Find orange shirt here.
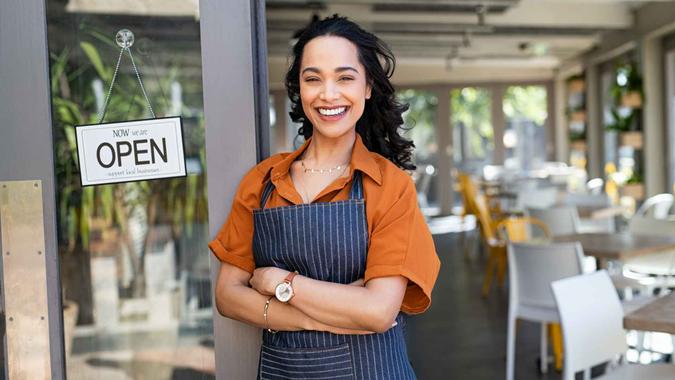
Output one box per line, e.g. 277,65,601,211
209,134,440,314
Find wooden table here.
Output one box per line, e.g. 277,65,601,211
553,232,675,263
624,292,675,334
575,205,629,219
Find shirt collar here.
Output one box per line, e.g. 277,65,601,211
265,133,383,186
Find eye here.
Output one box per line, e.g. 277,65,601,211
304,77,319,82
339,76,354,82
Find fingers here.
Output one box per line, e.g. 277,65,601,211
349,278,365,286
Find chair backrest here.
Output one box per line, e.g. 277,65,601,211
508,242,584,309
551,271,627,380
496,217,551,243
562,192,611,208
473,194,497,242
458,172,478,216
586,178,604,195
527,206,580,237
635,193,674,219
516,186,558,210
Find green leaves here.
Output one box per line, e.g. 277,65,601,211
80,41,110,81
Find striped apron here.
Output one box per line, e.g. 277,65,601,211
252,171,416,380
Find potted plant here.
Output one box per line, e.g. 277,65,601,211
622,172,645,200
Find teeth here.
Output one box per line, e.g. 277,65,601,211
318,107,346,116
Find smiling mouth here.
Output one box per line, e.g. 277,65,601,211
317,106,348,117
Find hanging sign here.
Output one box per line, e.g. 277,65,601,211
76,117,186,186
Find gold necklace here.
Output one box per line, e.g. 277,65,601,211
301,160,349,174
295,162,349,203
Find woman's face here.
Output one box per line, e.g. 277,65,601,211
299,35,372,140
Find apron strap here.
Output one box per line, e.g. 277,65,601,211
260,170,363,208
349,171,364,200
260,179,276,209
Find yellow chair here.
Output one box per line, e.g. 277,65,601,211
457,173,480,260
496,216,551,243
473,194,507,297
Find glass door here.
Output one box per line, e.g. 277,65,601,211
45,2,213,378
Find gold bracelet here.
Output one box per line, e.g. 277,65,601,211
263,296,277,334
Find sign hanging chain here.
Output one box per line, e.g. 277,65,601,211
97,29,155,124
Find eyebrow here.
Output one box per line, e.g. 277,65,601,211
301,66,360,75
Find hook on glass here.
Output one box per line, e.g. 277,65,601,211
116,29,135,49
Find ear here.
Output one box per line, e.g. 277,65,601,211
365,83,372,99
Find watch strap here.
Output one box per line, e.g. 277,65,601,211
284,270,298,285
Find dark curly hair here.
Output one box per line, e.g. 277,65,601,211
285,15,415,171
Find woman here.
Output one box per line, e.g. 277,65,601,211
209,15,440,379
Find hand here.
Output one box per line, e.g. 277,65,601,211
250,267,290,296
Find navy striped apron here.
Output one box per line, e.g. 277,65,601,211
252,171,416,380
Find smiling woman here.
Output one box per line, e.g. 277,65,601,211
210,15,440,379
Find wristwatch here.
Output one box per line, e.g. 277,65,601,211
275,271,299,303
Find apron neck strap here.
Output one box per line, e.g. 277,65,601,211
260,179,276,209
259,170,364,209
348,171,363,200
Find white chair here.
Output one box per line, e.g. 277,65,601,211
506,242,584,380
562,192,611,208
561,193,616,233
516,186,558,210
586,178,604,195
634,193,674,220
551,271,675,380
527,207,648,299
526,206,579,236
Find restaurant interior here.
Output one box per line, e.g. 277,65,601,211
10,0,675,379
265,1,675,379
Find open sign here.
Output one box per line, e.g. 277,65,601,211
75,117,186,186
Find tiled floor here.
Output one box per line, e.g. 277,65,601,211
406,231,562,380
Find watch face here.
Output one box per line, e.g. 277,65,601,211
275,282,293,302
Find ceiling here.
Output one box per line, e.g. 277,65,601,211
266,0,666,85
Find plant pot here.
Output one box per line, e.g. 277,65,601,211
622,183,645,200
620,131,643,149
568,79,585,93
621,91,642,108
570,111,586,123
570,140,587,151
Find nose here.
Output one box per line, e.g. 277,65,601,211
320,82,339,101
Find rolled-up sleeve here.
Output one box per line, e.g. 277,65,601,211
364,176,441,314
208,168,262,274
